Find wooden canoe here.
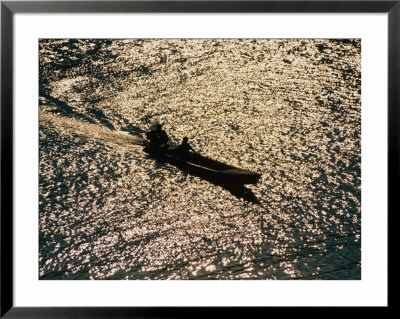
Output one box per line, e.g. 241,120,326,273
142,141,261,185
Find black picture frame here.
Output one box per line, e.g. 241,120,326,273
1,0,395,317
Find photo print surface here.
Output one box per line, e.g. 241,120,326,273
39,39,361,280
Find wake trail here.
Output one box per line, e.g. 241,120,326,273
40,111,146,150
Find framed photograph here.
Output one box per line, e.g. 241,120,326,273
1,0,395,317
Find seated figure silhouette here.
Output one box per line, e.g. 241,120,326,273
146,124,169,148
175,137,194,157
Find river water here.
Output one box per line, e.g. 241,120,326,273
39,39,361,280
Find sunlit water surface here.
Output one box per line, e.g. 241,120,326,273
39,39,361,279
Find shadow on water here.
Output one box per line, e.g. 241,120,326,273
86,107,115,131
204,177,261,206
146,154,261,205
39,91,116,131
219,183,261,205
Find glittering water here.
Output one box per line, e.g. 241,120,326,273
39,39,361,280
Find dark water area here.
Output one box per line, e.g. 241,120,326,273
39,39,361,280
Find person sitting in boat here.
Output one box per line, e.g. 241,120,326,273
176,136,194,156
146,124,169,147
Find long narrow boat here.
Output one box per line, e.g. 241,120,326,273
142,141,261,185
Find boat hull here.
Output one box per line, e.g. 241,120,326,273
142,142,261,185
